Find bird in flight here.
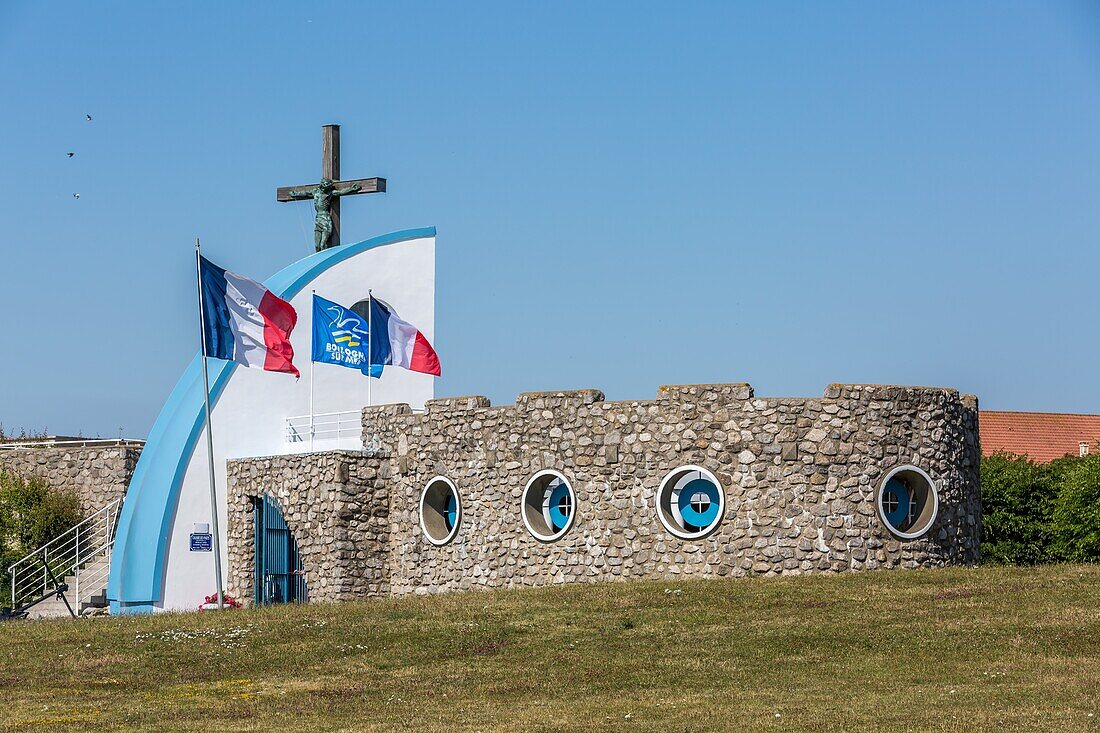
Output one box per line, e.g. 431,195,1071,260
73,193,80,199
67,152,75,158
85,114,92,121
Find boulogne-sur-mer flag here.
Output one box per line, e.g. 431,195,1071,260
312,294,383,377
369,296,441,376
199,256,300,377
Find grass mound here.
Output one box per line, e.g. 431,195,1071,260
1,565,1098,732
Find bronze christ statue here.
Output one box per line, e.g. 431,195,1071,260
284,177,362,252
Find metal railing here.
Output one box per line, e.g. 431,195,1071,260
285,411,364,449
285,408,426,451
0,438,144,451
7,499,121,611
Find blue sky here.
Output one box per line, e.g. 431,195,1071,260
2,2,1099,438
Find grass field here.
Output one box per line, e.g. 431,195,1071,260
1,565,1098,732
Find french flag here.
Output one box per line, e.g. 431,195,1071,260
199,256,300,377
369,297,441,376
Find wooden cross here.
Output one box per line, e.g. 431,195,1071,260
276,124,387,251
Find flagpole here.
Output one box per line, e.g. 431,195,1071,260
367,289,373,408
309,289,316,452
194,239,225,611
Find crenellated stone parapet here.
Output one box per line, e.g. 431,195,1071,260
360,383,980,596
227,382,981,603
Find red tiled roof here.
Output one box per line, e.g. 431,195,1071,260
980,411,1100,463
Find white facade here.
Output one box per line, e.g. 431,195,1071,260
154,234,435,610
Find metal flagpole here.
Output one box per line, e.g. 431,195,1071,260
367,289,373,408
194,239,225,611
309,289,316,452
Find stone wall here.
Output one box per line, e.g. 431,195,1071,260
225,450,391,604
0,444,142,516
224,382,981,603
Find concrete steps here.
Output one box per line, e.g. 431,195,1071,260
25,557,111,620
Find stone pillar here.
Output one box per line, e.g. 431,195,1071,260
225,450,391,604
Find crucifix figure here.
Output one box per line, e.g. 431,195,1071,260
277,124,386,252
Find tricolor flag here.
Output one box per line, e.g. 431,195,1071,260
369,297,441,376
199,256,300,377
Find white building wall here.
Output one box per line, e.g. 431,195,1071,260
159,234,435,610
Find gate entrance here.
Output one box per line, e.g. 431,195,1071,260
253,494,307,605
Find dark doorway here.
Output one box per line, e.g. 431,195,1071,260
253,495,307,605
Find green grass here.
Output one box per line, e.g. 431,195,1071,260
2,566,1099,732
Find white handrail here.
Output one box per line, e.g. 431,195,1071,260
284,408,425,449
7,499,121,611
6,501,116,569
0,438,144,450
285,410,364,445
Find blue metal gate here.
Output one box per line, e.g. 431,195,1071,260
254,495,306,605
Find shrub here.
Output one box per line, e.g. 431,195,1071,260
1050,455,1100,562
0,471,83,607
980,453,1058,565
980,452,1100,565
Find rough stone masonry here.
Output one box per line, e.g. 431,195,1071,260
226,383,981,604
0,444,141,517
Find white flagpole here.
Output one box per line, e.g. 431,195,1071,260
194,239,225,611
367,289,373,408
309,289,316,452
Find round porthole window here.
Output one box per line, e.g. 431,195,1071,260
656,465,725,539
876,465,938,539
521,470,576,541
420,476,461,546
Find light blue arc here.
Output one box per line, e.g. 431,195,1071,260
107,227,436,614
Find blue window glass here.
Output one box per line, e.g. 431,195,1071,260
659,467,724,539
421,477,461,545
677,478,721,531
877,467,937,538
545,481,573,531
882,477,911,529
444,493,458,531
524,472,577,541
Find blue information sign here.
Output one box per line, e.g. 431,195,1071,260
189,532,213,552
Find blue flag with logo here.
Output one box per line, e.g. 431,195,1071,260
311,294,383,377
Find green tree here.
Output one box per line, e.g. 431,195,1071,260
980,451,1100,565
980,452,1058,565
0,471,83,607
1050,454,1100,562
